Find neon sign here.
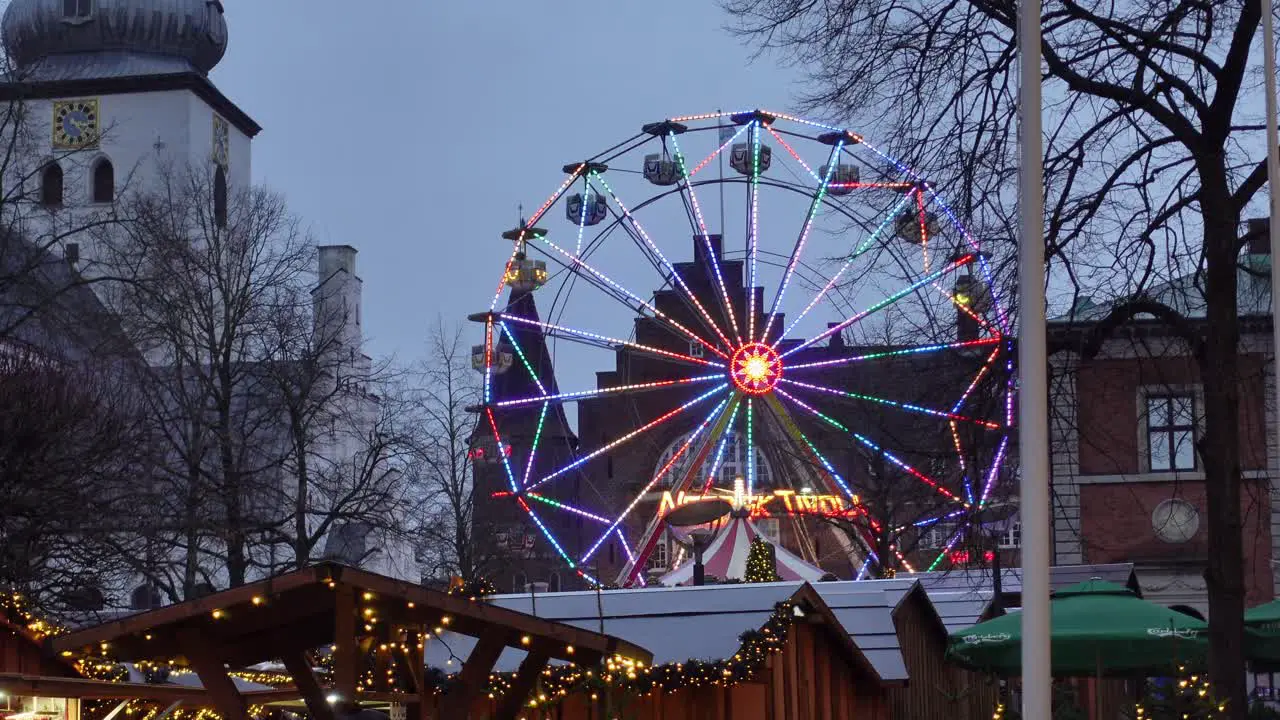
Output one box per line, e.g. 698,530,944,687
657,489,859,519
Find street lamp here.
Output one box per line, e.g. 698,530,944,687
973,501,1019,614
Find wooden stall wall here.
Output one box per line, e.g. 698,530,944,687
0,619,78,677
891,592,1000,720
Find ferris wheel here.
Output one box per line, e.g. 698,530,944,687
470,109,1014,588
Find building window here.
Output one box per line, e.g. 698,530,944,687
1147,394,1196,471
548,572,561,593
40,163,63,208
757,518,781,544
998,520,1021,549
62,0,91,19
920,522,956,549
646,537,669,570
91,157,113,203
213,166,227,227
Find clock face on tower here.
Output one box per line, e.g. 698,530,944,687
212,114,229,168
52,99,100,149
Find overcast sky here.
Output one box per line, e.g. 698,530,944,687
213,1,807,365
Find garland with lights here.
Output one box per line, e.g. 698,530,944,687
744,537,780,583
467,601,796,712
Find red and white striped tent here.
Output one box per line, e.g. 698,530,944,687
658,514,827,586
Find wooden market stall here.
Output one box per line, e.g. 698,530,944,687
426,580,995,720
47,563,650,720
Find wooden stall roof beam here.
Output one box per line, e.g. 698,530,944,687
493,649,550,720
47,564,651,669
438,628,507,720
0,673,301,704
280,652,336,720
176,630,248,720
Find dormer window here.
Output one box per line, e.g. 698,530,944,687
62,0,92,21
206,1,225,43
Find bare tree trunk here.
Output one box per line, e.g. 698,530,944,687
1199,157,1247,714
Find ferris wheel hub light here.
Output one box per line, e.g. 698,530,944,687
730,342,782,395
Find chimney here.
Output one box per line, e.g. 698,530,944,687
694,234,723,267
827,322,845,349
1247,218,1271,255
315,245,363,365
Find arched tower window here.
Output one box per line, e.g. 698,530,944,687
213,166,227,227
91,157,113,203
40,163,63,208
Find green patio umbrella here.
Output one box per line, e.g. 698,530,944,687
1245,599,1280,663
946,579,1209,676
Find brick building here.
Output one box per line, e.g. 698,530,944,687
1048,229,1277,615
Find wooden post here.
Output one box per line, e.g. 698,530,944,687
437,628,507,720
399,636,428,720
281,652,337,720
333,584,358,709
176,630,248,720
494,650,549,720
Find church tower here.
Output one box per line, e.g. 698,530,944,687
0,0,260,270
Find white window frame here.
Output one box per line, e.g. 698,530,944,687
1137,385,1203,473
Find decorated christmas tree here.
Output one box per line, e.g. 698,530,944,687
745,536,781,583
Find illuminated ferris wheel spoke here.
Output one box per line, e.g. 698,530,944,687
522,493,613,524
949,344,1003,414
611,393,741,584
698,398,743,493
515,496,582,574
668,132,743,344
979,435,1011,505
525,229,727,360
489,374,723,410
521,402,550,488
745,397,756,495
484,407,520,494
782,254,976,360
497,322,549,396
777,190,917,344
760,393,858,501
776,376,1003,429
785,336,1002,373
582,394,734,566
592,173,733,350
526,384,729,492
745,119,764,342
497,313,723,369
760,139,844,345
774,387,964,505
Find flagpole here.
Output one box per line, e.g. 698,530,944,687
1017,0,1052,714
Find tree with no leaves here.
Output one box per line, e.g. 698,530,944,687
101,165,326,592
721,0,1272,711
409,321,495,585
